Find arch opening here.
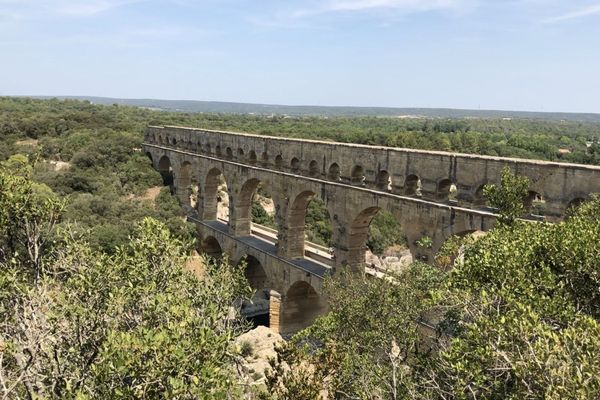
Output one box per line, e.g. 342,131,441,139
199,236,222,260
567,197,586,215
290,157,301,173
248,150,257,165
351,165,365,185
239,255,271,327
328,163,341,181
436,179,454,202
280,281,327,334
376,170,392,191
158,155,173,187
215,145,222,157
366,209,409,272
226,147,233,160
285,191,333,261
237,148,244,159
404,174,421,196
205,143,211,155
234,178,278,237
204,168,229,222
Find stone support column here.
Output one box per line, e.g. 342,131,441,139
269,290,282,334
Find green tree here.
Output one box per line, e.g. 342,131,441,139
483,166,529,224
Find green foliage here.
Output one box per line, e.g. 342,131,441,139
484,166,530,224
304,198,333,247
251,201,276,229
367,210,406,255
263,263,445,399
1,213,252,399
0,169,64,281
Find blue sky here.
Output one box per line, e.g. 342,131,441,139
1,0,599,113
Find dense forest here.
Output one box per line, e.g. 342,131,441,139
1,97,600,398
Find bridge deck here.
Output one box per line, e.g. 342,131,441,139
189,217,332,279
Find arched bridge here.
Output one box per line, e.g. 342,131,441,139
143,125,600,334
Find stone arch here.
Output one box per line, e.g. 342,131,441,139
203,168,229,221
239,255,271,327
226,147,234,160
328,163,341,181
275,155,283,170
376,170,391,191
215,145,222,157
238,148,244,159
205,143,212,155
349,206,381,259
280,281,327,334
248,150,257,165
199,236,223,260
158,155,173,186
232,178,262,236
240,255,269,291
404,174,421,196
309,160,319,177
351,165,365,185
290,157,301,173
282,189,333,259
436,178,453,202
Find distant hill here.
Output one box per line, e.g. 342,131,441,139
33,95,600,123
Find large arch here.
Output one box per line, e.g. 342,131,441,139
282,190,317,258
158,155,173,187
280,281,327,334
231,178,262,236
345,206,382,272
199,235,223,260
202,168,229,221
239,255,271,327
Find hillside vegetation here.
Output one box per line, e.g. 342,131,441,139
1,97,600,399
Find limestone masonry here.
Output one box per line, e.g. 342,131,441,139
143,125,600,333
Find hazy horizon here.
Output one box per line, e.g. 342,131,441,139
1,1,600,114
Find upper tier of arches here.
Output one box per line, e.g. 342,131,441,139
145,126,600,219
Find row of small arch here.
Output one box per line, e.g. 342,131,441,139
152,136,451,197
151,138,589,214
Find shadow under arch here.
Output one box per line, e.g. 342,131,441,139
239,255,271,327
199,235,223,260
280,280,327,334
158,155,173,187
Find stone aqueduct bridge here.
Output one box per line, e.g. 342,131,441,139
143,125,600,333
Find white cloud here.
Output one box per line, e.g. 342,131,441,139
0,0,145,19
293,0,476,17
543,2,600,23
